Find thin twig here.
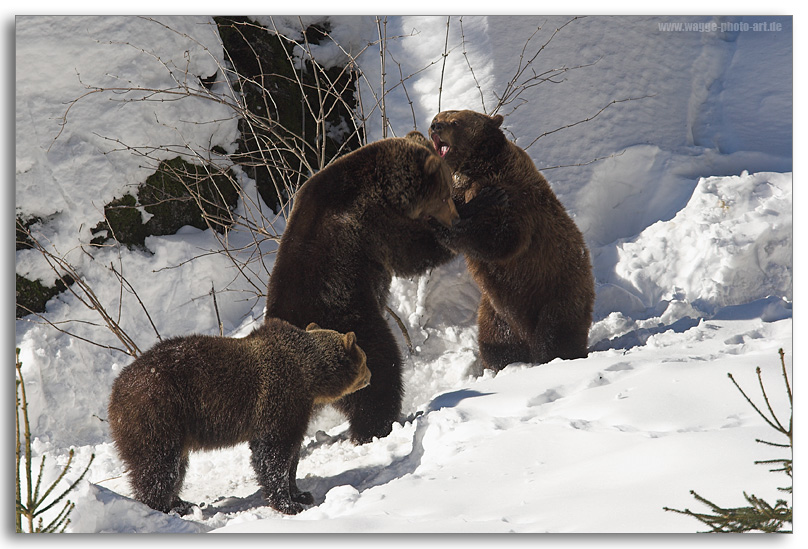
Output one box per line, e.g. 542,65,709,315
540,150,626,171
376,16,388,138
18,220,141,357
459,16,486,113
107,260,162,342
211,283,224,337
523,95,656,151
386,305,413,355
437,16,451,113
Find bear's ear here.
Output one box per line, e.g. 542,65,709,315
343,331,357,351
306,322,321,331
424,154,442,176
490,114,504,128
406,130,431,148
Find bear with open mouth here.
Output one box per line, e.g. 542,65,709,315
429,109,594,371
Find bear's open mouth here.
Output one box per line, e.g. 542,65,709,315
431,134,450,158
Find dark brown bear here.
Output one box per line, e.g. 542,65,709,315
107,318,370,515
429,109,595,371
266,137,458,444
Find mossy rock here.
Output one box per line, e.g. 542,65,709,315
91,193,147,246
214,16,362,211
16,215,39,251
91,157,239,247
15,274,72,319
139,156,239,236
16,153,238,316
16,215,71,318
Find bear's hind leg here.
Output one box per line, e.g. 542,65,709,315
288,448,313,505
532,318,589,363
167,453,197,514
335,322,403,444
477,295,530,371
529,302,590,363
128,444,188,513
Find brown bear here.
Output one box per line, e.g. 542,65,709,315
429,109,595,371
266,136,458,444
107,318,370,515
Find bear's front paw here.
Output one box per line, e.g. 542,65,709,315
459,186,508,218
427,218,454,242
269,497,305,515
169,498,198,516
450,215,473,232
291,490,314,505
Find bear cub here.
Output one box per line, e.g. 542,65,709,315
266,136,458,444
429,109,595,371
107,318,369,515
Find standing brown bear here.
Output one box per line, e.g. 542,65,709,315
266,137,458,444
429,109,594,371
108,318,370,515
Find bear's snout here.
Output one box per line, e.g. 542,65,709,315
358,367,371,390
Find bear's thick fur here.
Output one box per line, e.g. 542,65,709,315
429,109,594,370
107,318,369,515
266,137,458,443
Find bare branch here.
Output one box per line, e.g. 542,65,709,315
107,260,162,342
17,219,142,357
492,17,582,116
459,16,486,113
540,150,626,171
211,283,224,337
523,95,656,151
437,16,451,113
376,16,389,138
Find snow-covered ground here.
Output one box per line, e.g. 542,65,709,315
14,14,795,535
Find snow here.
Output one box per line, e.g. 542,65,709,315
13,14,795,535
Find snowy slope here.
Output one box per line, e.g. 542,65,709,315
60,313,793,533
14,15,793,534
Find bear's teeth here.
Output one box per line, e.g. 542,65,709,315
440,145,449,157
